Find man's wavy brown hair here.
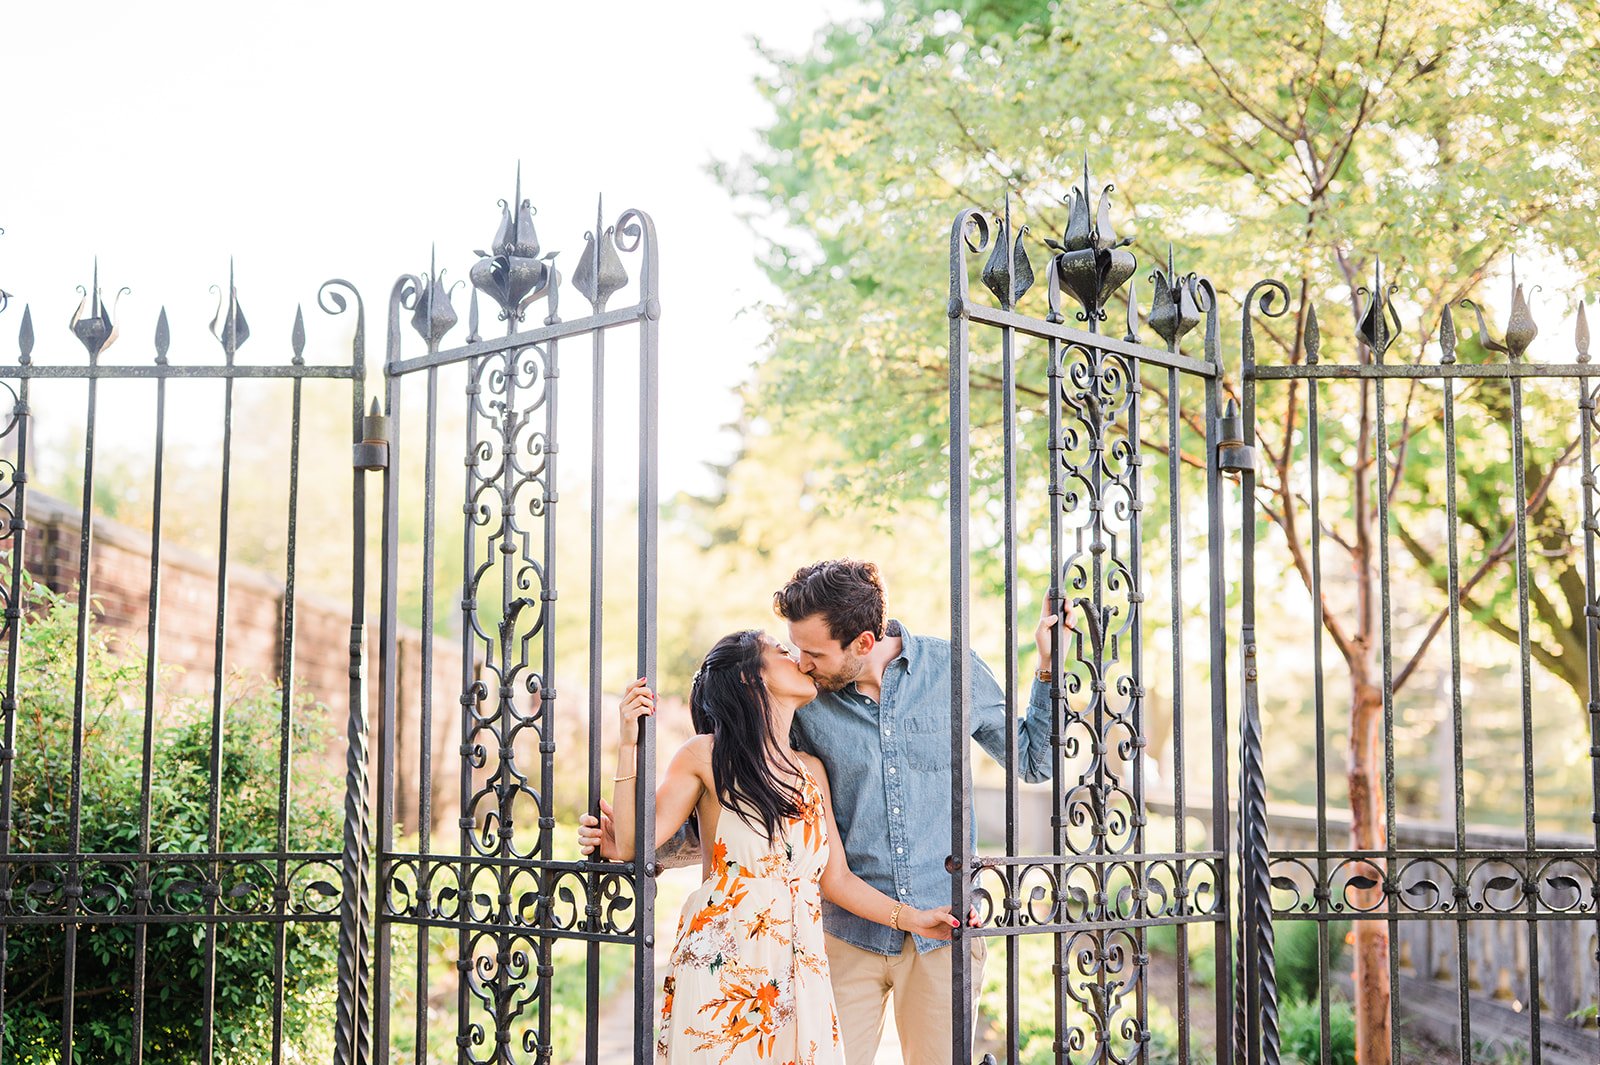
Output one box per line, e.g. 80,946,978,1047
772,559,887,646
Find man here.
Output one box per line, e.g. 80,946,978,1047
581,558,1065,1064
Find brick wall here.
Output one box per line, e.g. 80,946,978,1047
17,491,464,839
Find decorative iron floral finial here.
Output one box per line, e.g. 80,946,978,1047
209,260,250,359
70,259,125,358
470,164,558,323
1148,244,1201,350
410,244,459,348
981,192,1033,310
1044,153,1135,325
1463,256,1539,361
1356,257,1402,359
572,195,629,311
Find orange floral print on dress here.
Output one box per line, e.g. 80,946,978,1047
656,768,843,1065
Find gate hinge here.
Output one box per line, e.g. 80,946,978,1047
1216,398,1256,473
354,398,390,471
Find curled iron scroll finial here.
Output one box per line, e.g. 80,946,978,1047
1239,278,1292,375
949,208,990,317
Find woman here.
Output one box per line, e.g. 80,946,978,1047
604,630,956,1065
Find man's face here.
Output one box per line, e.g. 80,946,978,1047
785,613,869,693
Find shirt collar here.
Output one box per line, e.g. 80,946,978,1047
885,618,916,674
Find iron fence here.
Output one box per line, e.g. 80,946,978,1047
0,263,368,1064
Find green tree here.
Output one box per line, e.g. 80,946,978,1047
725,2,1600,1061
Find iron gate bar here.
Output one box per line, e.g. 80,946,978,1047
1236,279,1286,1065
0,304,29,1065
336,278,375,1065
1582,302,1600,1065
1250,362,1600,379
1302,303,1336,1065
627,206,661,1065
958,300,1219,378
946,207,979,1062
374,270,406,1064
417,302,441,1065
583,197,614,1065
200,270,246,1060
1439,309,1472,1064
271,307,307,1060
388,302,648,376
0,364,360,378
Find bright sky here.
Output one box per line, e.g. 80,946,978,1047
0,0,864,499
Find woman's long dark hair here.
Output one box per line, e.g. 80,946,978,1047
690,630,804,842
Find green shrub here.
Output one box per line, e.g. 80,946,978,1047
1,579,341,1063
1275,919,1349,1003
1280,997,1357,1065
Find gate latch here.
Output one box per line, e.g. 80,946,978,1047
354,398,390,471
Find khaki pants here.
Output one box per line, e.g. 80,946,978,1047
824,933,988,1065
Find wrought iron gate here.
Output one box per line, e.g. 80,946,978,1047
0,181,663,1065
948,173,1242,1065
364,183,661,1065
949,166,1600,1065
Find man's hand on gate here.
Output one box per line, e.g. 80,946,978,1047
578,799,620,861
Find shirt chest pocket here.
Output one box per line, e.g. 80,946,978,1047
902,711,949,771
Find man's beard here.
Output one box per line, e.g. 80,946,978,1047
809,656,866,694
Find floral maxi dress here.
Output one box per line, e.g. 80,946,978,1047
656,768,844,1065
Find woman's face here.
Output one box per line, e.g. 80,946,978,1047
759,635,818,704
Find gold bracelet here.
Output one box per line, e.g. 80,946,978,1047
889,902,903,932
614,772,636,783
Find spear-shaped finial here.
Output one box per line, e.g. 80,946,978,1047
155,307,170,365
290,305,305,366
1438,304,1456,365
1576,300,1590,364
18,305,33,366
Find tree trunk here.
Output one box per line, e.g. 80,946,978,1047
1348,675,1392,1065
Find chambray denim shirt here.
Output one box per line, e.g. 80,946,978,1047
790,619,1053,956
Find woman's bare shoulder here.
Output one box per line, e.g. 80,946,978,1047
796,751,829,786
